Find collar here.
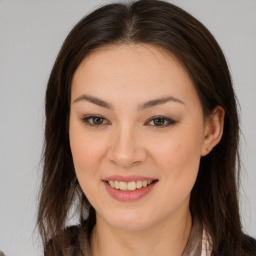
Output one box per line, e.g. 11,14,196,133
183,218,212,256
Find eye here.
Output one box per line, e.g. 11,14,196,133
82,115,108,126
147,116,176,127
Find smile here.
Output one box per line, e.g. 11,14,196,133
103,176,158,202
107,180,154,191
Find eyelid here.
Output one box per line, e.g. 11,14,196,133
81,114,177,128
81,115,109,127
146,115,177,127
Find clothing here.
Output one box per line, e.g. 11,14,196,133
45,220,256,256
45,218,212,256
182,219,211,256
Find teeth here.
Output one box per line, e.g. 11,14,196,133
128,181,136,191
119,181,127,190
136,180,142,189
114,181,119,189
108,180,153,191
142,180,147,187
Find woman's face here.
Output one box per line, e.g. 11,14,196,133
69,44,215,230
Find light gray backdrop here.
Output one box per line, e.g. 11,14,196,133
0,0,255,255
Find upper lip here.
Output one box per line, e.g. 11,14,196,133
103,175,158,182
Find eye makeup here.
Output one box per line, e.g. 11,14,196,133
80,114,177,128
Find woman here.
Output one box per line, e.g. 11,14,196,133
37,0,256,255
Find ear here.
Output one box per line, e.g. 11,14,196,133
201,106,225,156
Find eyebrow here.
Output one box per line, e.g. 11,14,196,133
73,94,185,110
139,96,185,110
73,94,113,109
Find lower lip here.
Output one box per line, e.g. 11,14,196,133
104,181,157,202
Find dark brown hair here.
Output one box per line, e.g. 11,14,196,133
37,0,247,255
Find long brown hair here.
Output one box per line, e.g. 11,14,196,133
38,0,245,255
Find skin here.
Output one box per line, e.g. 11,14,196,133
69,43,224,256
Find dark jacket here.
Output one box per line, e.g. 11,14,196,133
45,225,256,256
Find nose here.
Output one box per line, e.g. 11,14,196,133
107,124,147,168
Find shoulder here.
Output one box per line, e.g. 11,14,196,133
45,225,84,256
243,234,256,256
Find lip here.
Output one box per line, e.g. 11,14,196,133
103,176,158,202
103,175,157,182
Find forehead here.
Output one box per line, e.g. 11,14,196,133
71,43,199,106
74,43,183,80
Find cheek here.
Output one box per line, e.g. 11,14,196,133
70,137,93,172
69,122,105,170
152,126,203,194
69,122,107,194
69,132,108,209
155,128,202,166
71,140,102,169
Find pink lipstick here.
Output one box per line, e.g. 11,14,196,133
103,175,158,202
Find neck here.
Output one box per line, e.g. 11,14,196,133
90,209,192,256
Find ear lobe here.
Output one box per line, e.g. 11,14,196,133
201,106,225,156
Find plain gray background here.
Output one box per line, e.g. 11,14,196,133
0,0,255,255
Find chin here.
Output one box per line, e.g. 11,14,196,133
111,220,150,231
100,209,152,231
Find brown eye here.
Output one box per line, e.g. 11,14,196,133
82,115,108,126
148,116,176,127
153,117,165,126
92,116,104,125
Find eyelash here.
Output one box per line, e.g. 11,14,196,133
147,116,177,127
82,115,108,127
81,115,177,128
